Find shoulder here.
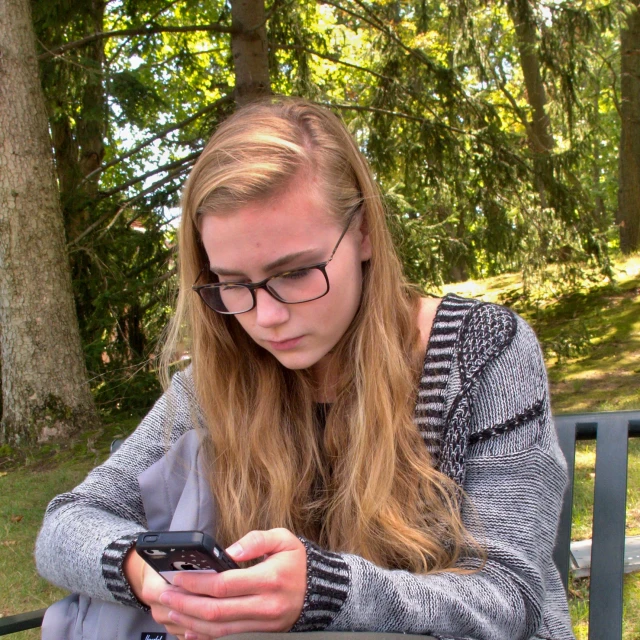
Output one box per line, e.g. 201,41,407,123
434,294,540,382
433,296,551,483
417,293,548,431
451,298,548,429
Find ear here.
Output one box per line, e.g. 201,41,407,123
359,215,372,261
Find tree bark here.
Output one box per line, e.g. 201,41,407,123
0,0,98,445
231,0,271,105
618,0,640,254
77,0,106,199
507,0,554,210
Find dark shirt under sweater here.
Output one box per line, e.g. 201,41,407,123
35,295,575,640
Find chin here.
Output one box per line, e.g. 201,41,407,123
272,355,318,370
267,349,324,371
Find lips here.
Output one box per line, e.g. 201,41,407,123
267,336,303,351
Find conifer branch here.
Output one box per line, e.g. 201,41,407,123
98,152,201,198
81,95,232,184
272,43,392,82
38,23,237,61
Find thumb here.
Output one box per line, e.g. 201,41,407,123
226,528,298,562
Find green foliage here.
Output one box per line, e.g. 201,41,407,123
29,0,630,406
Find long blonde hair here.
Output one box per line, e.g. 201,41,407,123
162,98,475,572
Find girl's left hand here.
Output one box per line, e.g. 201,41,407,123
158,527,307,640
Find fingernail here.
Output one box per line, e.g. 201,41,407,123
159,592,171,605
167,610,179,622
226,542,243,557
185,633,197,640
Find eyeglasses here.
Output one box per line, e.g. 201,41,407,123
192,209,358,315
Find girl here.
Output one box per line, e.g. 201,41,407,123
36,98,575,640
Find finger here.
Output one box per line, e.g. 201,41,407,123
168,609,286,638
149,603,190,636
160,590,265,622
172,564,268,598
225,528,298,562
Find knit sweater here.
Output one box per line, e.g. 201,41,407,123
35,294,575,640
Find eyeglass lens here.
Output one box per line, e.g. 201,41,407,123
200,267,330,313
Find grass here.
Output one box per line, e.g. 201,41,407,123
443,255,640,414
1,254,639,638
0,461,96,639
0,416,141,639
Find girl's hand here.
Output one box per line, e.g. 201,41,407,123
157,528,307,640
123,547,191,638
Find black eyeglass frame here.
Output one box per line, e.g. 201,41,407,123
192,208,359,315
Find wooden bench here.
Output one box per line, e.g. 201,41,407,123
2,411,638,638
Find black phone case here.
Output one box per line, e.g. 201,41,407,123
136,530,238,583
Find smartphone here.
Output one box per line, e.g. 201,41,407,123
136,530,239,584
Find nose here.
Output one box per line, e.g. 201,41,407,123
254,288,290,328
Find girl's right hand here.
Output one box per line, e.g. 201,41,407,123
123,546,190,639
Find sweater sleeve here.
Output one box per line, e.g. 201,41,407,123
292,316,574,640
35,368,197,608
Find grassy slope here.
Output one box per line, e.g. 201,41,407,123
1,256,639,639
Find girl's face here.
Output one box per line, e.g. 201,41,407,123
200,178,371,379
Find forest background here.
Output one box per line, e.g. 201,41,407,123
1,0,640,637
1,0,640,449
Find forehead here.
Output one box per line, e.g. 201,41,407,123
200,181,341,271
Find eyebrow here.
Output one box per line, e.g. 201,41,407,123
209,249,320,277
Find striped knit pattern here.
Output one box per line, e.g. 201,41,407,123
413,294,478,458
292,539,351,632
102,534,145,607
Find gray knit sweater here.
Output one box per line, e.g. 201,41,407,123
35,295,575,640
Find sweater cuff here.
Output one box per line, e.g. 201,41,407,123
101,532,149,610
291,537,350,632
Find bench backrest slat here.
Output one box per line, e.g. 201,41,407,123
553,417,577,591
553,411,640,640
589,416,629,640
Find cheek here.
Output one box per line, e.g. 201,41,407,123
324,264,364,326
232,313,256,338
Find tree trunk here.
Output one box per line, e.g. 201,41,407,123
37,0,106,242
231,0,271,105
0,0,98,445
507,0,554,209
618,0,640,254
77,0,106,194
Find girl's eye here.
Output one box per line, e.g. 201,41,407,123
281,268,312,280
